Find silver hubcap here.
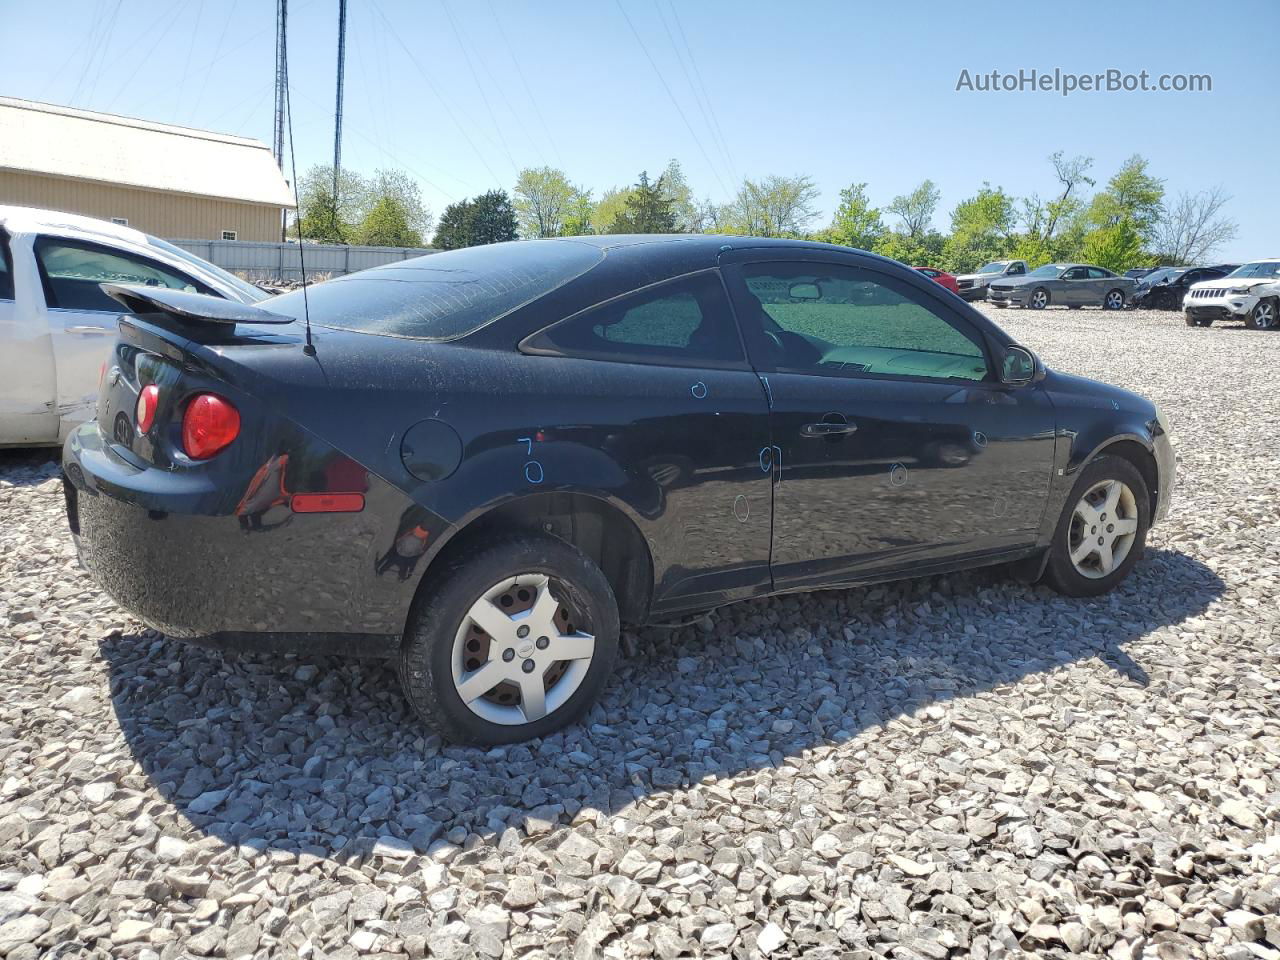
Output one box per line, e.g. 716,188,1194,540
1106,291,1123,309
1068,479,1139,579
1256,303,1276,329
1032,291,1047,309
451,574,595,726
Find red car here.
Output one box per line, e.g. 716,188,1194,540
914,266,960,295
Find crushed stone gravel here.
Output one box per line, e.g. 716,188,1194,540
0,304,1277,959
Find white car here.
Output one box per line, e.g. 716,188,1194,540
0,206,267,446
1183,259,1280,330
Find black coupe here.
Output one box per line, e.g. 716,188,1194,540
63,236,1174,744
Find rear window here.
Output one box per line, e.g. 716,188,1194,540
268,240,604,341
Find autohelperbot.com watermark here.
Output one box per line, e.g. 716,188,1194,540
955,68,1212,96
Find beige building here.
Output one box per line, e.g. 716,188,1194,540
0,97,294,242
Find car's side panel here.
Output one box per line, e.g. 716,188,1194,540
0,230,58,445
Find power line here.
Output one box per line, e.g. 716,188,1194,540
612,0,730,197
487,0,564,169
104,0,192,111
66,1,113,105
661,0,739,188
440,0,522,177
368,0,507,188
191,0,239,123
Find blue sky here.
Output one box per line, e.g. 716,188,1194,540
3,0,1277,260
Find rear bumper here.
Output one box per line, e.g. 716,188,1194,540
63,421,414,655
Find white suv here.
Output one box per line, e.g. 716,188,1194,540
1183,259,1280,330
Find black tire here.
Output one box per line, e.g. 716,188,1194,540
399,533,620,745
1043,455,1150,598
1245,298,1278,331
1184,313,1197,327
1103,289,1126,310
1029,287,1050,310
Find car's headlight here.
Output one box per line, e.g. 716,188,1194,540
1154,403,1171,436
1227,286,1257,295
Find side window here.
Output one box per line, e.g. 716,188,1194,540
34,237,211,312
1008,263,1026,275
523,271,744,367
1062,267,1086,280
1087,267,1110,280
0,231,13,301
736,261,989,382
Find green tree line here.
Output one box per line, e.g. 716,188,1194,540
296,153,1238,274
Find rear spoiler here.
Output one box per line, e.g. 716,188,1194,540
101,283,294,326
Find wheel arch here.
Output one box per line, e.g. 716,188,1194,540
1079,436,1160,518
408,491,655,631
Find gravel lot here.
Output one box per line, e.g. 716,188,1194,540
1,306,1277,960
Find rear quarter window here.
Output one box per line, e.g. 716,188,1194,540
269,240,604,341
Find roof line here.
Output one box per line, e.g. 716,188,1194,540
0,96,271,151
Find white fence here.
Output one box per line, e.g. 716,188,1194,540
167,239,436,282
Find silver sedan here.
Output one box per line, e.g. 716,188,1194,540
987,263,1138,310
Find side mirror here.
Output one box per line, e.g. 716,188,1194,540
788,282,821,300
1001,345,1040,385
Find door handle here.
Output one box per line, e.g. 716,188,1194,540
801,418,857,437
66,325,110,335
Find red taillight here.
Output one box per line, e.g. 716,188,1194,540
135,384,159,434
182,394,240,460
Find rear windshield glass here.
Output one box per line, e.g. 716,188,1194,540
267,240,604,340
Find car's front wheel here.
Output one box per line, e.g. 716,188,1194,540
1043,455,1150,597
399,534,620,744
1103,289,1126,310
1245,298,1278,331
1029,288,1050,310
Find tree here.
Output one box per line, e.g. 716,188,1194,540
886,180,940,239
872,229,946,267
561,191,596,236
296,164,369,239
943,184,1018,272
295,185,348,244
812,182,884,250
658,159,699,232
1152,187,1238,264
432,190,518,250
355,196,422,247
1086,154,1164,240
1079,218,1148,274
365,168,433,239
513,166,583,238
590,187,635,235
717,174,820,237
609,172,678,233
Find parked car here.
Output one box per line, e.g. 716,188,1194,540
988,263,1137,310
954,259,1028,301
1183,259,1280,329
63,235,1174,744
1131,265,1237,311
0,205,266,447
1124,267,1160,280
913,266,960,295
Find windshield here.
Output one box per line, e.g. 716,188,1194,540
147,237,268,303
1227,261,1280,280
1142,268,1183,285
268,240,605,340
1027,264,1064,278
976,262,1008,274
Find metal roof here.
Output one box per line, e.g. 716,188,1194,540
0,97,295,208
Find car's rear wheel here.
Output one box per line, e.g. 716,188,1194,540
1043,455,1150,597
1104,289,1126,310
1245,298,1278,331
1029,288,1050,310
399,534,620,744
